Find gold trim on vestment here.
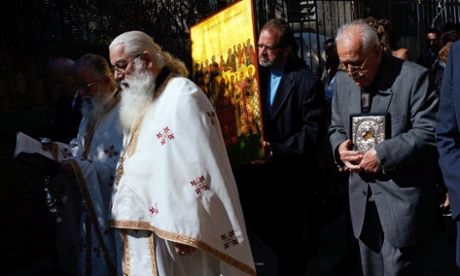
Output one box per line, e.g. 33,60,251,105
70,159,117,275
110,220,256,275
50,142,60,160
85,214,92,275
121,229,130,275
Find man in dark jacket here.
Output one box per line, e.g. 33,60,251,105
233,18,327,275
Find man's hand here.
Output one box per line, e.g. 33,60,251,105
337,139,363,173
358,147,382,173
175,243,196,256
251,141,272,165
337,140,381,174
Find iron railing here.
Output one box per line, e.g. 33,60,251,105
0,0,459,119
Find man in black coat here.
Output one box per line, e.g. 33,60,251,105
233,18,327,275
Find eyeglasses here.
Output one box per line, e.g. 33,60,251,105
337,54,370,75
111,54,141,74
74,79,100,90
256,43,281,52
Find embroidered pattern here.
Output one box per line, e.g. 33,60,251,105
190,176,210,194
221,230,239,249
115,124,141,191
149,203,159,215
156,126,175,145
207,111,217,125
104,145,120,158
114,159,125,191
93,243,102,258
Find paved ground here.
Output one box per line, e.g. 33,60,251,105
2,164,459,276
2,109,460,275
250,213,460,276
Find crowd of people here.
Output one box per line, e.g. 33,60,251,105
24,15,460,276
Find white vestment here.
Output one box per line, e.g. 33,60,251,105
110,75,256,276
61,91,123,275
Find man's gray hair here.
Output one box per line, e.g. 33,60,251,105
336,20,380,54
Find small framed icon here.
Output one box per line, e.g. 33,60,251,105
349,113,387,153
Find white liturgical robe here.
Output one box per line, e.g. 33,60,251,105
64,91,123,275
110,75,256,275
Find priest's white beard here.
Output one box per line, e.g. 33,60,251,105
119,60,156,132
81,86,112,122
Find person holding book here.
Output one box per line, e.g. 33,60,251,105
233,18,327,275
329,20,439,275
54,53,123,275
107,30,255,275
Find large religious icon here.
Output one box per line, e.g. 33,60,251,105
190,0,263,167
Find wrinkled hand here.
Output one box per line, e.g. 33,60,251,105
337,140,381,174
358,147,381,173
337,139,363,173
251,141,272,165
175,243,196,257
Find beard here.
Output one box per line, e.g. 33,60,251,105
119,60,157,132
81,86,112,122
258,54,272,67
258,52,284,68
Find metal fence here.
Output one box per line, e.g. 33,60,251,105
277,0,460,76
0,0,459,118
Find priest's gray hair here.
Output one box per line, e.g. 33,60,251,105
71,53,117,88
109,30,189,77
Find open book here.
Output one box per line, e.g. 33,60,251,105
13,132,73,176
